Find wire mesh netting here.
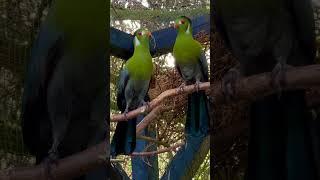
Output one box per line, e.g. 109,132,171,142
0,0,52,169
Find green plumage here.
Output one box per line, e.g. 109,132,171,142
111,28,153,156
21,1,108,179
172,16,209,134
173,17,202,65
214,0,317,179
126,46,153,80
50,0,107,55
173,34,202,64
163,16,210,179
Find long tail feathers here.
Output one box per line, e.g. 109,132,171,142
111,116,138,156
185,90,209,136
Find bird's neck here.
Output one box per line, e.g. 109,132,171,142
133,42,150,56
177,24,193,36
177,30,193,40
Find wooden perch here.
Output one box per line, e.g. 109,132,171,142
137,64,320,136
211,64,320,104
2,65,320,179
136,105,163,134
111,82,210,122
130,143,184,157
0,143,108,180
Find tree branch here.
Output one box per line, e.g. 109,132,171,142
0,143,108,180
136,105,163,134
131,64,320,136
137,135,171,147
111,82,210,122
130,143,184,157
211,64,320,104
2,65,320,179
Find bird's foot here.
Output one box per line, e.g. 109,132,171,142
176,82,186,94
194,80,201,92
43,150,59,180
123,108,129,121
270,60,292,99
141,101,150,114
222,67,240,102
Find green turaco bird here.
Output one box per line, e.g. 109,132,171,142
21,0,107,179
111,28,153,156
213,0,317,179
173,16,209,136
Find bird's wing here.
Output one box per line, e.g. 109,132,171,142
116,67,130,112
199,51,209,81
21,18,64,156
174,60,183,78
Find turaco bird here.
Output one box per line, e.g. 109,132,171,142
21,0,108,179
213,0,317,179
173,16,210,136
111,28,154,156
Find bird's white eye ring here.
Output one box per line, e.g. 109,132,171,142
181,20,185,24
138,32,142,36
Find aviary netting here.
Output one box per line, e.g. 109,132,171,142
0,0,52,168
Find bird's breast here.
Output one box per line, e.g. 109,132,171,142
173,41,200,65
126,55,153,81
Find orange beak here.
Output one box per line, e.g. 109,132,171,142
147,31,152,37
174,24,179,29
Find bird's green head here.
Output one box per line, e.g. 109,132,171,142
52,0,107,54
174,16,192,34
133,28,152,47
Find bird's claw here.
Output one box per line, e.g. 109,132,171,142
176,82,186,94
194,81,201,92
141,101,150,114
270,61,291,98
123,109,129,121
43,150,59,180
222,67,240,102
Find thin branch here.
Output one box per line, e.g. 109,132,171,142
136,105,163,134
130,143,184,157
137,135,171,147
110,159,125,163
111,82,210,122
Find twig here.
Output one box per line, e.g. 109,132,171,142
137,135,171,147
111,82,210,122
110,159,125,163
130,143,184,157
136,105,163,134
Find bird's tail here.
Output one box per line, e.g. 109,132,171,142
185,90,210,136
111,115,139,156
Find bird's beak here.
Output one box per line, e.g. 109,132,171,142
174,24,179,29
147,31,152,37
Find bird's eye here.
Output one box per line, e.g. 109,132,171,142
181,20,185,24
138,32,142,36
